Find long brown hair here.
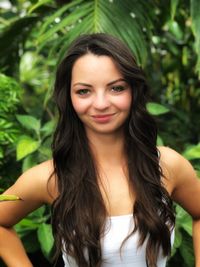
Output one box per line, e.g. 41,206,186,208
51,33,175,267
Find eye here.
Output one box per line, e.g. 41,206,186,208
76,89,90,95
111,85,125,92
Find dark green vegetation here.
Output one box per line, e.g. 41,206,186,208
0,0,199,266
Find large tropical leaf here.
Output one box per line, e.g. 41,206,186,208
35,0,154,66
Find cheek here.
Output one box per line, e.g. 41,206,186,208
115,94,132,111
71,96,91,115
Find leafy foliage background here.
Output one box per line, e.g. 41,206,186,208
0,0,200,266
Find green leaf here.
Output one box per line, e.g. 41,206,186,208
176,205,192,236
171,227,182,256
183,143,200,160
173,228,182,249
15,207,47,237
181,217,192,236
16,136,40,160
176,204,188,220
191,0,200,76
40,120,56,138
39,146,52,158
19,52,49,87
0,73,22,113
28,206,46,220
37,223,54,259
157,135,164,146
179,233,194,267
28,0,52,14
38,0,84,36
37,0,154,66
167,21,183,40
0,147,3,158
170,0,179,20
0,15,38,74
0,118,20,145
21,231,40,253
147,102,170,115
22,154,38,172
15,218,39,232
0,194,20,201
16,115,41,133
37,1,90,44
96,0,153,65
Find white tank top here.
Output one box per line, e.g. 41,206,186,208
62,214,175,267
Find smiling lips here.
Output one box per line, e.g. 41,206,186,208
91,113,115,123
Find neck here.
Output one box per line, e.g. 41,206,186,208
87,131,126,166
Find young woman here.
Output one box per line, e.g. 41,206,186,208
0,33,200,267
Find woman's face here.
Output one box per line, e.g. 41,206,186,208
70,53,132,137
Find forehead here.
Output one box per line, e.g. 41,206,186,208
71,53,123,83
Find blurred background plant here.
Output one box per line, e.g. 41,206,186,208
0,0,199,266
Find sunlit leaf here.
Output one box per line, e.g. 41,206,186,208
183,143,200,160
0,194,20,201
15,218,39,230
173,228,182,249
16,136,40,160
16,115,41,133
176,205,187,220
37,223,54,259
147,102,170,115
176,205,192,236
167,20,183,40
181,217,192,236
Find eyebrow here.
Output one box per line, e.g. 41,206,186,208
107,78,126,86
72,78,126,88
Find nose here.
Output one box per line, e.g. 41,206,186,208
93,91,110,110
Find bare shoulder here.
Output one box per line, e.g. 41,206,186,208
4,159,58,205
158,146,200,218
21,159,54,186
157,146,181,194
157,145,196,176
0,160,58,227
158,145,183,165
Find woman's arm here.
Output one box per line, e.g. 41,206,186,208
0,160,57,267
193,219,200,267
159,146,200,267
0,226,33,267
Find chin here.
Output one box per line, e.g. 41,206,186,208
86,124,125,136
